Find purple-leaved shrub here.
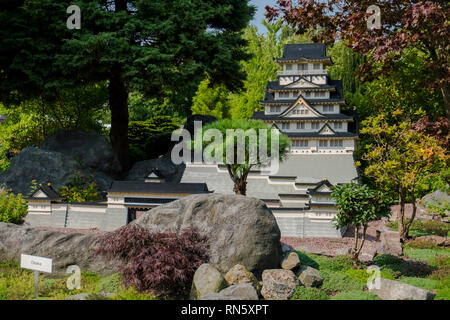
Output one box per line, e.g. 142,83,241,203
95,225,209,297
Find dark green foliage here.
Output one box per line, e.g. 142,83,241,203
128,116,180,145
331,290,380,300
291,286,329,300
320,271,364,292
128,116,180,164
0,0,255,170
373,254,434,278
144,133,174,160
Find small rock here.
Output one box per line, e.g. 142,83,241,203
220,284,259,300
296,265,323,288
281,252,300,271
190,264,227,300
224,264,261,292
369,278,436,300
415,235,449,247
261,269,298,300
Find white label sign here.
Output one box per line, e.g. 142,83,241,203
20,254,53,273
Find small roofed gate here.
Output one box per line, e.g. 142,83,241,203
124,197,176,223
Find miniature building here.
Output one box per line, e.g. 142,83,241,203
252,43,358,154
25,43,358,238
181,43,359,238
25,179,211,231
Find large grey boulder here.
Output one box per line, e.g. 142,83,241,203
190,264,227,300
201,284,259,300
0,222,122,276
125,158,185,183
369,278,436,300
0,147,97,195
41,130,120,174
296,265,323,288
133,194,282,274
261,269,298,300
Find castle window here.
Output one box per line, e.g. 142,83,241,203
323,105,334,112
334,122,342,129
305,92,311,97
281,123,290,130
298,63,308,71
297,123,305,129
315,92,326,98
293,140,308,147
286,64,292,71
330,140,343,147
313,63,321,70
319,140,328,147
271,106,281,113
312,122,320,129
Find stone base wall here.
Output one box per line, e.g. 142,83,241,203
274,213,344,238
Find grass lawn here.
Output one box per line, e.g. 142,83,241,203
291,244,450,300
0,261,158,300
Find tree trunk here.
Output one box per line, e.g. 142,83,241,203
440,82,450,120
398,190,408,242
233,177,247,195
109,67,129,172
351,225,360,267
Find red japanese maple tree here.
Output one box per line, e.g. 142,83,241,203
266,1,450,117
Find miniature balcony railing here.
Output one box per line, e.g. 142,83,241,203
277,69,329,76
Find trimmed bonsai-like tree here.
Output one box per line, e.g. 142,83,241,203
332,182,391,266
191,119,291,195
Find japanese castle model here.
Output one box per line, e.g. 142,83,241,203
26,43,358,238
252,43,358,154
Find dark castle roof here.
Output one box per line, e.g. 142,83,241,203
252,111,353,121
28,184,62,201
109,181,210,194
277,43,329,61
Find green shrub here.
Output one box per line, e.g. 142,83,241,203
388,219,450,237
373,254,434,278
435,286,450,300
57,175,101,203
399,277,441,291
0,190,27,224
330,290,380,300
128,116,180,145
291,286,329,300
97,273,122,293
406,238,440,250
320,271,364,292
403,246,450,264
144,132,174,159
319,255,355,272
112,286,158,300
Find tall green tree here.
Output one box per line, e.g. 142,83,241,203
0,0,255,171
191,76,230,119
229,20,310,119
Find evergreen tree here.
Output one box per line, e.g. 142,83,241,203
0,0,255,171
